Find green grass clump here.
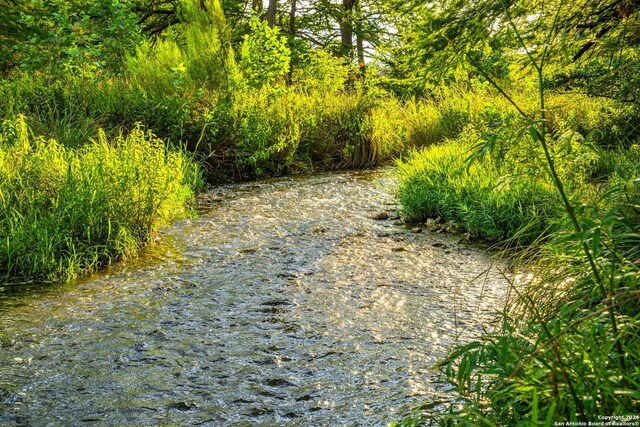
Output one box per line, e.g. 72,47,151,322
220,89,394,178
547,93,640,149
424,159,640,424
0,117,202,282
397,135,558,246
372,88,515,154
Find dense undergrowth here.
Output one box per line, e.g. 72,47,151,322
393,60,640,427
0,70,457,181
0,117,202,282
395,119,640,425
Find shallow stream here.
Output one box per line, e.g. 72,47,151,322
0,169,508,426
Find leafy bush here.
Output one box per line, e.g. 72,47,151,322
292,49,350,94
0,117,202,282
393,13,640,420
297,91,380,169
229,90,302,176
240,18,291,89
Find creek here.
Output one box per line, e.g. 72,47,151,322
0,169,508,426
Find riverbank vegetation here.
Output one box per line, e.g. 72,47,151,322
0,0,638,422
392,0,640,424
0,117,202,282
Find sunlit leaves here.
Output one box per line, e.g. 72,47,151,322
240,17,291,89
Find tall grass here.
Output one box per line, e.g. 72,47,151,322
0,117,202,282
397,131,559,246
422,158,640,424
371,88,514,153
0,73,413,180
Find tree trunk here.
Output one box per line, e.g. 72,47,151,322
339,0,355,59
289,0,296,35
356,31,365,76
267,0,277,27
355,0,364,75
286,0,297,85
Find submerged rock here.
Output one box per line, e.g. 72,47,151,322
171,401,198,411
370,212,389,220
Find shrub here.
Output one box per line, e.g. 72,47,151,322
229,89,303,177
298,91,380,170
292,49,351,95
224,89,390,177
239,18,291,90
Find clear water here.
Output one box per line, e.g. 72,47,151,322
0,169,508,426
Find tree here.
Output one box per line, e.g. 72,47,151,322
0,0,35,72
267,0,277,27
2,0,142,74
339,0,356,58
133,0,180,38
386,0,640,101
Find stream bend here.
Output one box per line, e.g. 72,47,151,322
0,169,508,426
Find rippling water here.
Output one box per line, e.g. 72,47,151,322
0,169,508,426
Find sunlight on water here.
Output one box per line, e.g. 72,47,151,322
0,169,509,426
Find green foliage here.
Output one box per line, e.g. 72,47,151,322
423,161,640,422
0,67,409,181
12,0,141,74
240,18,291,89
0,116,202,282
0,0,33,71
397,134,558,245
394,1,640,423
126,0,238,96
229,89,302,176
298,91,381,169
372,87,513,151
0,72,109,148
395,105,640,427
292,49,350,94
547,94,640,150
223,89,391,178
388,0,640,103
